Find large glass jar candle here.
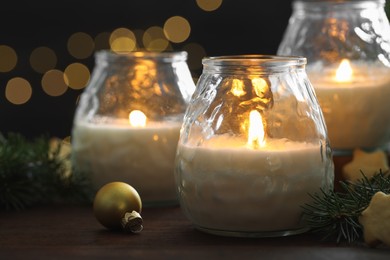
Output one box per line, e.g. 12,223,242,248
175,55,334,237
278,0,390,152
71,50,196,206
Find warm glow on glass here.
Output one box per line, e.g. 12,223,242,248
247,110,265,148
196,0,223,11
64,63,90,90
252,78,268,96
0,45,17,72
129,110,147,127
30,46,57,74
41,69,68,96
5,77,32,105
335,59,353,82
163,16,191,43
67,32,95,59
231,79,246,97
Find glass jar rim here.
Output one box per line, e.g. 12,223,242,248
294,0,384,2
293,0,385,9
203,55,307,68
95,50,188,62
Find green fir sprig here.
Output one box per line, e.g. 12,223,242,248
0,132,93,211
303,170,390,243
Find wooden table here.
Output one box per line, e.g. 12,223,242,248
0,205,389,259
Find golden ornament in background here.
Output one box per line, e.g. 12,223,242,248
93,182,143,233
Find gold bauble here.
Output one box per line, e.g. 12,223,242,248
93,182,142,230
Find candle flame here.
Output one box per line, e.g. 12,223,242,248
129,110,147,127
247,110,265,148
335,59,353,82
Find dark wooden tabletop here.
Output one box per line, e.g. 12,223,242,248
0,205,389,259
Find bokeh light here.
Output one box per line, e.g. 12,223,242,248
196,0,223,11
67,32,95,59
143,26,168,51
163,16,191,43
41,69,68,96
0,45,17,72
30,46,57,74
5,77,32,105
64,63,90,90
110,28,136,53
146,38,170,52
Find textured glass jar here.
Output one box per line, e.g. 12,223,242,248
71,50,196,206
175,55,334,237
278,0,390,152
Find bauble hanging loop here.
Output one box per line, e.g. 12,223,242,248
93,182,143,233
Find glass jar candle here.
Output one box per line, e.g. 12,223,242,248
278,0,390,152
71,50,196,206
175,55,334,237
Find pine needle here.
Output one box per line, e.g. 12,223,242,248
302,170,390,243
0,132,93,211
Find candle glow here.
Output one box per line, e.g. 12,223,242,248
129,110,147,127
230,79,246,97
252,77,268,96
335,59,353,83
72,117,182,203
176,121,330,233
308,61,390,149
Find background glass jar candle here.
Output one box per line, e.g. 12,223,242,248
174,55,334,237
71,50,196,206
277,0,390,151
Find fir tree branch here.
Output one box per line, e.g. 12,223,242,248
0,132,93,211
302,170,390,243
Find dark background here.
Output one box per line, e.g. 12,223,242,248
0,0,387,139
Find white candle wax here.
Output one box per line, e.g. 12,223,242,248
308,64,390,150
72,119,182,204
176,136,330,232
